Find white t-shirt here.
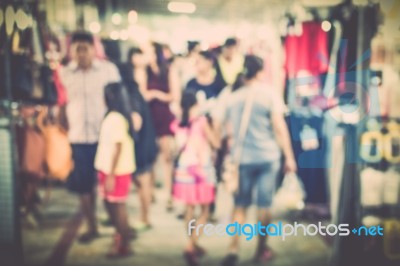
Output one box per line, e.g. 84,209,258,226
94,112,136,175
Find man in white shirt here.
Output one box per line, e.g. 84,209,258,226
60,32,120,243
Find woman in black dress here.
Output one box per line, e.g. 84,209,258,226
119,47,158,231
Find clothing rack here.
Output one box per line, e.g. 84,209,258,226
0,1,30,265
331,117,400,266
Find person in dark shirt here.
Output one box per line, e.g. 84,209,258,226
118,47,158,231
185,51,226,101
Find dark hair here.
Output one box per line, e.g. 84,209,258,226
232,55,264,91
180,91,198,127
71,31,94,45
127,47,142,65
199,51,215,62
148,42,168,82
224,37,238,48
199,51,216,67
104,82,136,140
187,41,200,54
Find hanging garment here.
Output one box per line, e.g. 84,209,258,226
40,64,58,105
286,112,327,204
53,65,67,106
323,21,342,96
284,21,329,79
10,54,34,100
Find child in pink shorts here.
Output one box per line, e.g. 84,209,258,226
95,83,138,258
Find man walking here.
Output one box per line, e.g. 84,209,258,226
60,32,120,243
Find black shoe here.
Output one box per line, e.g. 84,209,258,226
78,231,99,244
221,253,238,266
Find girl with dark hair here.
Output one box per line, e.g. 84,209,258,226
94,82,140,258
220,55,297,266
142,42,180,212
119,47,158,232
184,50,227,222
171,91,220,266
126,47,148,93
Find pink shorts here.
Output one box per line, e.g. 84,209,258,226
97,171,132,203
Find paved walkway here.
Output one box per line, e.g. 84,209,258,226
22,184,331,266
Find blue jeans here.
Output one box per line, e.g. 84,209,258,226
234,162,280,208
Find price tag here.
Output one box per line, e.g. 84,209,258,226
300,125,319,151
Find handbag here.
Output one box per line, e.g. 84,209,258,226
21,126,47,179
43,125,74,181
271,173,306,211
36,108,73,181
222,88,255,193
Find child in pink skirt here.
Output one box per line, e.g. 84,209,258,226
95,83,138,258
171,91,220,266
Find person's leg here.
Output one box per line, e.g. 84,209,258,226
228,207,247,253
221,165,255,266
228,165,255,254
114,203,130,248
79,190,98,236
209,189,216,221
104,199,114,226
184,204,196,252
76,145,99,242
158,136,174,210
137,170,153,225
107,202,131,257
192,204,209,251
254,162,279,259
256,208,272,253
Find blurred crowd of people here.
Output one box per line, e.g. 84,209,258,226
55,30,296,266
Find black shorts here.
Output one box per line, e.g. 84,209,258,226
67,144,98,194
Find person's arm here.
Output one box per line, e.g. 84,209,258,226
136,68,155,102
59,105,69,132
204,120,221,149
36,106,48,133
131,112,142,132
57,66,69,132
271,112,297,173
105,142,122,192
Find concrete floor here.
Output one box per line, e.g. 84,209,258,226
22,184,332,266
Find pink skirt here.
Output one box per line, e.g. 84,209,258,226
173,182,215,205
98,171,132,203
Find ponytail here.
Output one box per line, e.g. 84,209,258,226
179,90,198,127
232,55,264,91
